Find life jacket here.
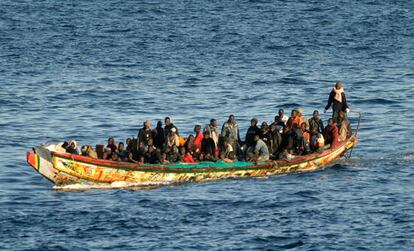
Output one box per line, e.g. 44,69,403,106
315,134,325,148
178,136,186,146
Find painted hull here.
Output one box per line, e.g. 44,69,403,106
27,135,358,187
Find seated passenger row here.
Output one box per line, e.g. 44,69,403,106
58,108,352,164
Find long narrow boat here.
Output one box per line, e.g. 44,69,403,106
26,122,359,188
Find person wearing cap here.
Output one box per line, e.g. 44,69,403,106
324,81,350,123
137,120,153,148
164,126,180,153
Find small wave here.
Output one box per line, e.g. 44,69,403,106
54,181,176,191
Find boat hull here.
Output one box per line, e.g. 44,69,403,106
27,135,357,187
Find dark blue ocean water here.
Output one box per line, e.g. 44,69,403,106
1,0,414,250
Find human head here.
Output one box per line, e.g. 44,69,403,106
254,134,260,142
250,118,258,127
194,125,201,133
171,127,177,134
301,122,307,131
165,117,171,125
144,120,151,129
335,81,343,89
270,124,277,132
203,131,210,138
210,118,217,127
118,142,124,151
295,107,303,116
70,140,77,148
157,121,163,128
61,141,69,149
111,152,119,161
261,121,268,130
278,109,284,117
328,118,334,126
228,115,235,124
313,110,319,119
126,138,131,145
108,137,114,145
291,110,298,118
188,134,194,141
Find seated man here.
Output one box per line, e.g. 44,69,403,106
181,147,195,163
81,145,98,159
247,134,270,162
146,139,163,164
117,142,128,162
323,118,340,149
164,127,180,153
220,137,236,163
66,140,80,155
297,122,311,155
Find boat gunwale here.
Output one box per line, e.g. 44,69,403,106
48,135,357,173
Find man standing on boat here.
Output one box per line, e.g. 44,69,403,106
222,115,241,157
324,81,350,123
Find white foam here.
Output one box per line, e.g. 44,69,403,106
53,180,176,191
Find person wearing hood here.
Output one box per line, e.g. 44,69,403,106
152,120,165,150
324,81,350,123
66,140,80,155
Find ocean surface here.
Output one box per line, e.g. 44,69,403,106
1,0,414,250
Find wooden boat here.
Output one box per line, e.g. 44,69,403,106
26,132,359,188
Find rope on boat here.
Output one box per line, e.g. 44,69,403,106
345,111,362,159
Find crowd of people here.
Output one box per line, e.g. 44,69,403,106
57,82,352,164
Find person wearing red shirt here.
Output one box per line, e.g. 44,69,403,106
193,125,203,152
323,118,340,149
